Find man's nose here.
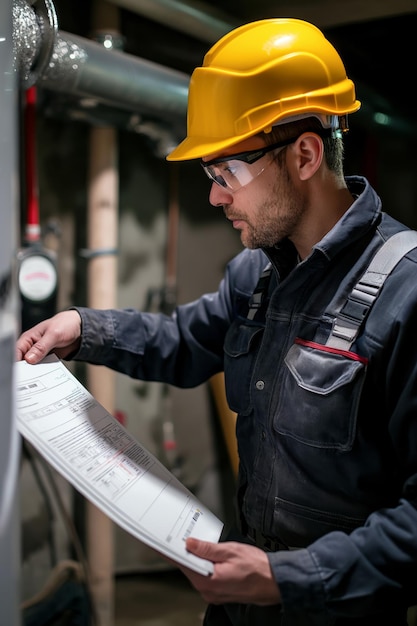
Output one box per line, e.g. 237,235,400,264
209,182,233,207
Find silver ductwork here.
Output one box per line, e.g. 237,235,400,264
41,32,189,120
12,0,192,152
12,0,57,87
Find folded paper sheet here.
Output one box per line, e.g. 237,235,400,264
15,355,223,575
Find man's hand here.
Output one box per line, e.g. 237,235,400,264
16,310,82,363
178,538,281,606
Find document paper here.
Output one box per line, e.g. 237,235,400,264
15,355,224,575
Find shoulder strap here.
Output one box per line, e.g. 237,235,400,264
326,230,417,351
246,262,272,320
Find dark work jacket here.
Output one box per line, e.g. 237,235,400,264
74,176,417,624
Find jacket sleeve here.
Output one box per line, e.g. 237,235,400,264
269,497,417,618
72,294,229,387
71,248,266,388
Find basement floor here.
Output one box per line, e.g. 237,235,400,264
114,568,207,626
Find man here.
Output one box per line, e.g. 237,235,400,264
16,18,417,626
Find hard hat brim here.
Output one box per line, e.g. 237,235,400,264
166,133,259,162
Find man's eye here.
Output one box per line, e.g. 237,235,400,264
221,161,240,178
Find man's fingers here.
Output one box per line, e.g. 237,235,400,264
16,311,82,363
15,330,45,363
185,538,227,562
24,339,51,364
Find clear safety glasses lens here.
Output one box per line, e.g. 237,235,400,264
202,159,269,191
200,136,298,192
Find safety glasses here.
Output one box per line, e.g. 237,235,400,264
200,136,298,192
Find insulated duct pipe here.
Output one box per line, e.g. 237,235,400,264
13,0,190,151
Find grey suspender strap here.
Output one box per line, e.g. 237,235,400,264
326,230,417,351
247,262,272,320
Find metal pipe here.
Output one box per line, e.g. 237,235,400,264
108,0,238,43
108,0,417,33
0,0,22,624
40,31,189,122
13,0,189,130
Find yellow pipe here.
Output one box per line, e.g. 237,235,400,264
210,372,239,477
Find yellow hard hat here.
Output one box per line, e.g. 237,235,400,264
167,18,360,161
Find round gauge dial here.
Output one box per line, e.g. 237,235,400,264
19,255,57,301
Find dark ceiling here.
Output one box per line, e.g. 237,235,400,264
48,0,417,134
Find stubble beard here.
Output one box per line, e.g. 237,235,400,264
241,169,305,249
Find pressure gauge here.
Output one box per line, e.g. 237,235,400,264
18,253,58,301
17,247,58,330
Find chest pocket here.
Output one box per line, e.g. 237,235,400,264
224,263,272,415
275,230,417,450
224,321,264,415
275,338,367,450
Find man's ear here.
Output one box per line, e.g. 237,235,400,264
292,133,324,181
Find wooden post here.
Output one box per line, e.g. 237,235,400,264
85,3,120,623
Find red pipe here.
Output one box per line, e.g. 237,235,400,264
24,85,41,243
